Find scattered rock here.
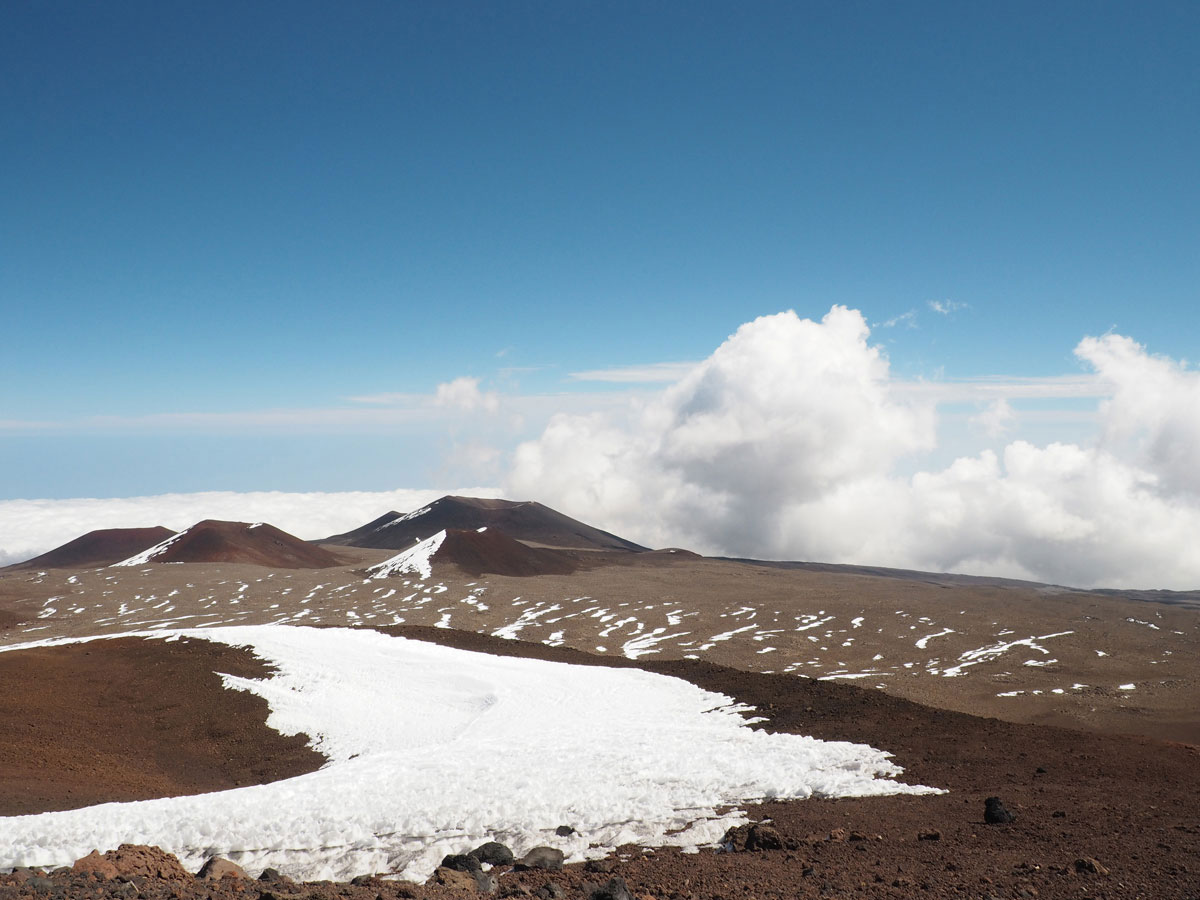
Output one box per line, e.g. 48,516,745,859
589,876,635,900
197,857,249,881
474,869,499,893
258,867,293,885
1074,856,1110,876
533,882,566,899
25,876,55,893
554,825,576,837
517,847,564,871
442,853,483,873
72,850,119,880
984,797,1016,825
585,859,616,874
918,830,942,841
723,822,791,851
432,866,479,890
828,827,849,842
470,841,515,866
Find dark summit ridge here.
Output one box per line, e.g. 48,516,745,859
321,496,646,552
316,510,403,548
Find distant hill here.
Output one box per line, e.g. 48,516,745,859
113,520,347,569
321,496,646,552
436,527,580,577
7,527,177,570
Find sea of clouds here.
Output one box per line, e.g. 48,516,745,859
0,488,501,569
4,306,1198,590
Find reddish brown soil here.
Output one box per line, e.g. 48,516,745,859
150,521,347,568
436,528,580,577
2,627,1198,899
0,607,26,632
6,527,178,570
0,636,324,815
323,496,647,551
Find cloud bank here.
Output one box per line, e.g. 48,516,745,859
507,307,1200,590
0,488,501,568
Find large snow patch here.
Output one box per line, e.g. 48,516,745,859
0,626,940,881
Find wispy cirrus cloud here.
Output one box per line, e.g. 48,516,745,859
874,309,918,329
928,298,968,315
894,374,1107,403
568,362,699,383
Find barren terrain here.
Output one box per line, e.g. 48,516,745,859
1,510,1198,898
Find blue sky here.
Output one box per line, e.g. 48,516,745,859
2,1,1198,501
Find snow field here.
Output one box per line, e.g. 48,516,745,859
0,625,939,882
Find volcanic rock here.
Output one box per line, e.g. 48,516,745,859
196,857,248,880
516,847,564,871
984,796,1016,824
257,868,294,886
441,853,482,873
469,842,514,866
723,822,788,851
1074,856,1110,875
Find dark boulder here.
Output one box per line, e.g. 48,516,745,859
984,796,1016,824
470,841,515,866
441,853,483,873
722,822,791,851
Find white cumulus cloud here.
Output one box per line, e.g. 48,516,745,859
507,307,1200,590
434,377,500,413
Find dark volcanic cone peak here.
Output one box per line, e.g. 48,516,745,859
316,510,403,547
7,527,177,570
113,520,346,569
327,495,647,552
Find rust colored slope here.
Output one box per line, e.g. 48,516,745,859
0,636,324,815
150,520,347,568
435,528,580,577
7,527,176,570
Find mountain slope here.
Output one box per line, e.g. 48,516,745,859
367,527,580,579
114,521,346,569
7,527,177,570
